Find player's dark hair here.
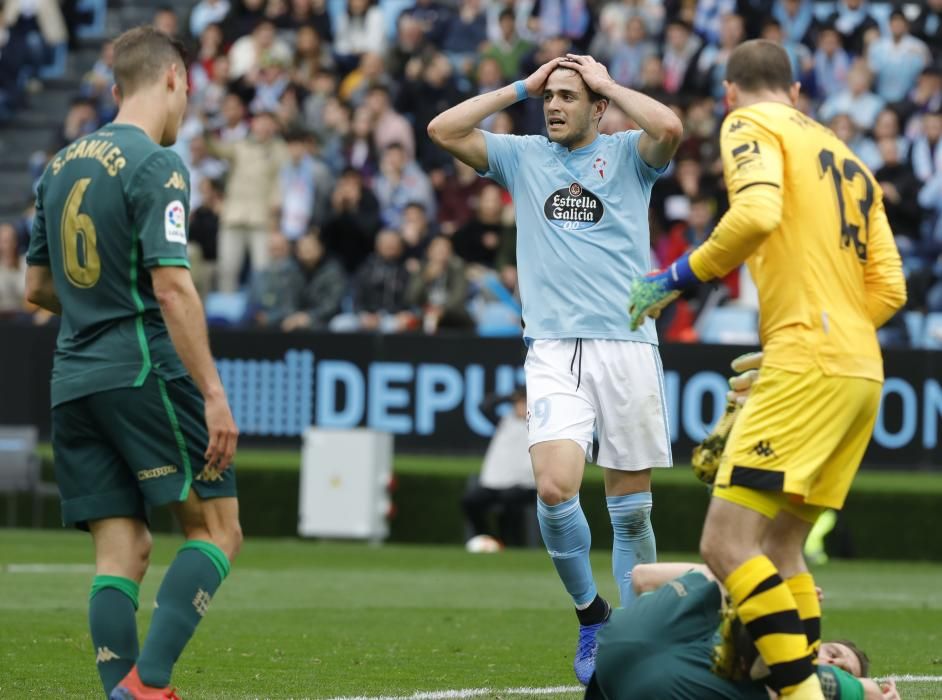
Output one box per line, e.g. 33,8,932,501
831,639,871,677
726,39,794,94
112,26,187,98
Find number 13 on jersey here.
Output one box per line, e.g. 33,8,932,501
818,149,874,263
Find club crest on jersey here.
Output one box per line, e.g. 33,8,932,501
165,200,187,244
593,157,606,179
543,182,604,231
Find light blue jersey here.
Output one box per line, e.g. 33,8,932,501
481,129,664,343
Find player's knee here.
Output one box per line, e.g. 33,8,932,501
536,482,572,506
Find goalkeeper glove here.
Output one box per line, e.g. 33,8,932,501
627,252,700,331
691,351,764,485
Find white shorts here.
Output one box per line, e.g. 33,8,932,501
525,339,672,471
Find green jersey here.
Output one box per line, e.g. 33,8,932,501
587,572,865,700
27,123,192,407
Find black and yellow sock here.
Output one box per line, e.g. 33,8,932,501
725,555,820,697
137,541,230,688
787,572,822,657
89,575,140,695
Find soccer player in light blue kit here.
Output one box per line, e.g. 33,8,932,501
428,54,683,684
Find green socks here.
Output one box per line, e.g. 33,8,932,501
137,540,230,688
89,575,140,696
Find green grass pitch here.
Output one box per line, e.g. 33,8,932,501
1,529,940,699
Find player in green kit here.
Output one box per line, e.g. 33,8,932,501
24,26,241,700
585,563,899,700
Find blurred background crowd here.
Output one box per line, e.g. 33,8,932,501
1,0,942,346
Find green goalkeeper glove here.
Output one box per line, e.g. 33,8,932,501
691,351,764,485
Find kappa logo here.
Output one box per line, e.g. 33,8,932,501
196,466,224,483
728,120,747,133
95,646,120,664
752,440,777,458
137,465,178,480
164,171,187,190
193,588,212,617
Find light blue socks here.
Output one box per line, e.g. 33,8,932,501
537,494,597,607
607,491,656,606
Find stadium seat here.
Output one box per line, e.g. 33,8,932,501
204,291,249,326
922,312,942,350
0,425,56,527
697,306,759,345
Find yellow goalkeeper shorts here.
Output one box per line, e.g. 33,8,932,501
713,365,882,517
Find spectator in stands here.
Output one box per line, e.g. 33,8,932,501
912,0,942,51
338,51,388,106
292,25,333,84
189,23,224,103
302,69,336,134
373,143,436,229
190,0,230,38
460,389,535,548
760,18,813,87
658,194,715,268
342,105,380,179
693,0,736,47
897,68,942,133
330,229,416,333
333,0,385,69
772,0,817,47
608,17,656,90
453,183,513,270
530,0,591,50
911,111,942,183
587,3,626,66
365,85,415,159
867,10,930,105
222,0,265,42
826,0,878,56
189,178,224,297
483,8,533,81
442,0,487,71
208,111,288,292
398,51,468,170
275,0,319,33
918,171,942,260
403,0,451,47
436,156,486,235
321,167,381,273
247,232,303,328
400,202,435,273
830,112,867,156
813,24,851,99
278,128,332,241
873,136,922,244
661,18,701,95
228,18,290,80
54,97,98,150
216,91,251,142
818,60,883,131
79,40,115,123
187,135,227,209
4,0,69,84
693,13,744,100
387,13,429,81
0,222,26,318
406,235,473,333
474,57,506,131
856,107,909,172
280,233,347,331
249,52,290,113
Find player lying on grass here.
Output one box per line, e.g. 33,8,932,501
584,562,901,700
25,26,241,700
627,39,906,699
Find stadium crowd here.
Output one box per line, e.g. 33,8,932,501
3,0,942,344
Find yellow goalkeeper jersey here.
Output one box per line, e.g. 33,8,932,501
690,101,906,381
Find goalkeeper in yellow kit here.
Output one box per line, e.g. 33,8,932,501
628,40,906,700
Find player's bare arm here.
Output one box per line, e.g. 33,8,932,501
151,265,238,472
427,57,563,172
560,54,683,168
25,265,62,314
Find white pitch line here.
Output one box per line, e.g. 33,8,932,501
326,685,583,700
885,675,942,682
3,563,96,574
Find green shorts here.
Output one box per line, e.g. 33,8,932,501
586,572,767,700
51,373,237,529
